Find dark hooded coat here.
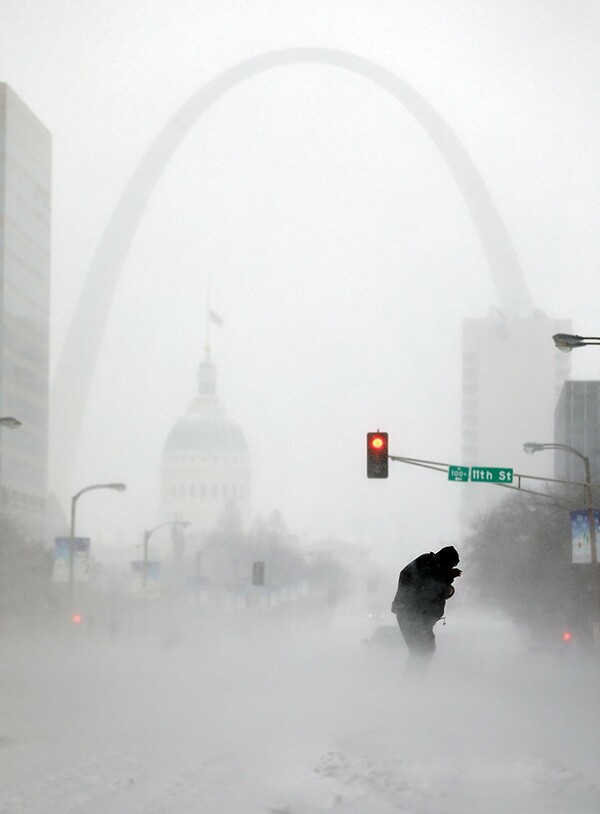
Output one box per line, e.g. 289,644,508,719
391,545,460,622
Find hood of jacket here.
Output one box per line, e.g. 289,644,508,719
435,545,459,567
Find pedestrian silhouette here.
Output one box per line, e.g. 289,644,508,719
391,546,461,672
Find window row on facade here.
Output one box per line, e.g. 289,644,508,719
167,456,248,466
0,484,45,513
166,482,248,500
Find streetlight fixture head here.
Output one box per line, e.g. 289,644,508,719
0,416,21,429
523,442,545,455
108,483,127,492
552,333,585,353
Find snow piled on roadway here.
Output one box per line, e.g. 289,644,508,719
1,606,599,813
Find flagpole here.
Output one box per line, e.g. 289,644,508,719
206,277,211,352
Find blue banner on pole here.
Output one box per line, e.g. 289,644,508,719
131,561,161,597
52,537,90,582
570,510,600,563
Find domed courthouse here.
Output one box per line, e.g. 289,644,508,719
160,348,251,538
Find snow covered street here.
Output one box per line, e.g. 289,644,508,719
1,609,600,813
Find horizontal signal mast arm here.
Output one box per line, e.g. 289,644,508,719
387,453,599,496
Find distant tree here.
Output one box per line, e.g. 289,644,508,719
214,499,244,539
203,509,354,602
203,508,304,591
464,489,587,635
247,511,303,588
0,513,52,626
302,539,354,601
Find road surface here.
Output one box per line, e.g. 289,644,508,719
0,608,599,813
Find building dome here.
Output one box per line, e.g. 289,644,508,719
163,349,249,456
160,346,251,536
164,412,248,456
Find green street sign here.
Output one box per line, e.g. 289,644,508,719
448,465,470,482
470,467,513,484
448,465,513,483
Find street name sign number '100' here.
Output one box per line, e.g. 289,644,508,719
448,465,469,482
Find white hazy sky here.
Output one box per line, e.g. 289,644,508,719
1,1,599,567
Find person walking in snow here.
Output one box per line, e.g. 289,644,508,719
391,546,461,670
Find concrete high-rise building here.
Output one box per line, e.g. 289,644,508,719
554,381,600,487
0,84,51,541
461,311,571,525
160,347,251,540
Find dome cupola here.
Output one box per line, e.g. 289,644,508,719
160,345,251,536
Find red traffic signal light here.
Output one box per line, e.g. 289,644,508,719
367,431,389,478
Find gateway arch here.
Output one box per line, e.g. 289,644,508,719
50,47,534,502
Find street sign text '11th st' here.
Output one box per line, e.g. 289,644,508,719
448,466,513,483
470,467,513,483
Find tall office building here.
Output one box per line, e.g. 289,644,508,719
461,311,571,526
554,381,600,487
160,347,251,540
0,85,51,541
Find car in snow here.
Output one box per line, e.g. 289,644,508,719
527,624,581,657
361,624,402,649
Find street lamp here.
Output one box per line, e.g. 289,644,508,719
523,441,600,641
69,482,126,606
552,333,600,353
142,521,190,586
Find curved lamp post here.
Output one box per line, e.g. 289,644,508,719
69,482,126,605
142,521,190,586
524,441,600,641
553,333,600,353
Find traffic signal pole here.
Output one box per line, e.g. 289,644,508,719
385,452,596,504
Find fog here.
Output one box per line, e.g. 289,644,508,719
2,605,600,812
2,2,600,809
2,1,600,565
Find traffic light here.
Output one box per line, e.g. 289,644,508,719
367,431,388,478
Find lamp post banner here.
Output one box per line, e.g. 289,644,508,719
131,561,161,598
52,537,90,582
570,510,600,564
73,538,91,582
52,538,69,582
